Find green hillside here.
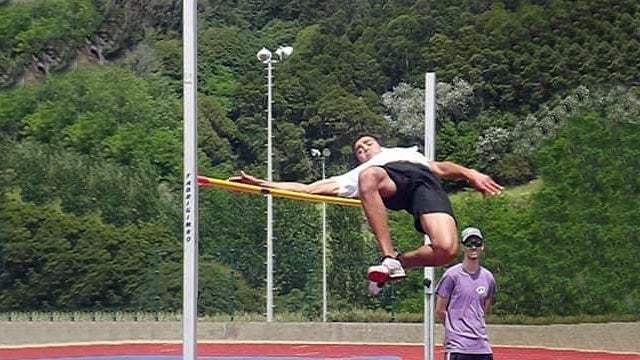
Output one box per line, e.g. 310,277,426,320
0,0,638,320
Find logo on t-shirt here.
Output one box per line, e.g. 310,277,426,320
476,286,486,295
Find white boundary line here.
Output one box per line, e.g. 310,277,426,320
1,340,638,356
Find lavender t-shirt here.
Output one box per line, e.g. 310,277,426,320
435,263,497,354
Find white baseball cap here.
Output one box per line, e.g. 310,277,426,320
461,227,483,242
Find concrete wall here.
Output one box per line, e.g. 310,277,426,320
1,321,639,354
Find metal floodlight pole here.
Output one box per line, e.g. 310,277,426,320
266,57,274,323
424,72,437,360
258,46,293,322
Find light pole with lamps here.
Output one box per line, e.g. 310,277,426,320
311,147,331,322
257,45,293,322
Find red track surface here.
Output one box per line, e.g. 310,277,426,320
1,343,638,360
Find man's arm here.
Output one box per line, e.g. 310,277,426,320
429,161,503,196
484,276,497,315
435,295,449,324
484,298,493,315
229,171,341,196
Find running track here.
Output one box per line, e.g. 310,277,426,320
1,343,639,360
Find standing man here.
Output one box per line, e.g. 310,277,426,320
230,134,502,293
435,227,497,360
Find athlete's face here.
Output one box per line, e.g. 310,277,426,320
353,136,382,163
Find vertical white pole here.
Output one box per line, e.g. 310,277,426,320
183,0,198,358
424,72,436,360
321,159,327,322
266,61,274,322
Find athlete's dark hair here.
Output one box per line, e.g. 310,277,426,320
351,133,382,153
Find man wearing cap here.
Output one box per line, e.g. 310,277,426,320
435,227,497,360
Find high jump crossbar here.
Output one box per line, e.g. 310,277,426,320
196,176,362,207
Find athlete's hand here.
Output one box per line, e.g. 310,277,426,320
228,170,266,186
468,171,503,196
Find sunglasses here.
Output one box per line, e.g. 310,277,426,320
463,238,483,248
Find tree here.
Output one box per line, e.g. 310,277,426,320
0,194,180,311
381,80,479,154
532,112,640,315
0,139,168,226
304,85,389,165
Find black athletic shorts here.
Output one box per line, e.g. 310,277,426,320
379,161,455,234
447,353,494,360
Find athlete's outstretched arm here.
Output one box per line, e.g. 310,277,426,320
429,161,503,196
229,170,341,196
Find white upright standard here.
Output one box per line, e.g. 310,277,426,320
423,72,437,360
320,149,329,322
183,0,199,359
311,147,331,322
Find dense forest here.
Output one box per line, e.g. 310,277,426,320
0,0,639,319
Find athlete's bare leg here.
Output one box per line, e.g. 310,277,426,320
399,213,458,268
358,167,398,258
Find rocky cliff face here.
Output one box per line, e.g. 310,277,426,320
1,0,153,88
